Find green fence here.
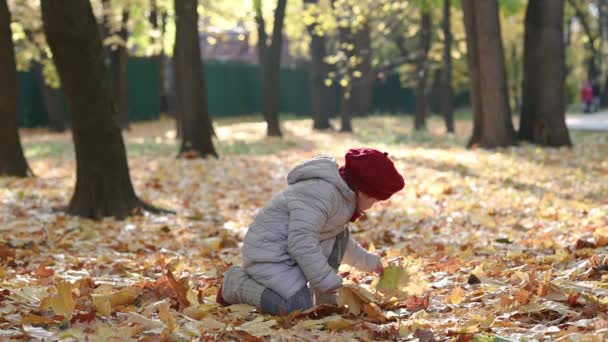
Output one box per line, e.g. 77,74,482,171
17,58,469,128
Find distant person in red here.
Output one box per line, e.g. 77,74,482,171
581,81,593,113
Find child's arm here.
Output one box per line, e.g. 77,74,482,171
343,236,382,273
286,186,343,293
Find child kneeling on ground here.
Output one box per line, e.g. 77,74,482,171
217,148,405,315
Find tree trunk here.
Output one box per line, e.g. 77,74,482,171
567,0,600,80
309,32,332,130
174,0,217,157
0,0,31,177
305,0,331,130
414,12,431,131
33,63,67,132
519,0,571,146
41,0,154,219
101,0,129,130
442,0,455,133
340,89,353,132
115,10,129,130
351,24,373,117
150,0,168,115
258,0,287,137
172,28,183,139
462,0,517,148
338,25,354,132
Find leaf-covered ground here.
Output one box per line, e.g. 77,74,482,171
1,116,607,341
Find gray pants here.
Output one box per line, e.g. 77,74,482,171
223,230,350,316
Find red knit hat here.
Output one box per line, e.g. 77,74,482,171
339,148,405,200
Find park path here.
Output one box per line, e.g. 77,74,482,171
566,112,608,131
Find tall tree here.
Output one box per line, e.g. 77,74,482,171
519,0,571,146
0,0,32,177
33,62,67,132
338,23,355,132
305,0,331,130
41,0,157,219
568,0,600,80
174,0,217,157
255,0,287,137
441,0,455,133
150,0,169,116
414,12,432,131
101,0,130,130
350,24,374,117
462,0,517,148
115,9,130,129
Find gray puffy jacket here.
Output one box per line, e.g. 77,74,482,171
242,157,381,299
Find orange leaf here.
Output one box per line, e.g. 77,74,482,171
34,264,54,278
21,314,59,326
514,289,531,304
70,310,97,324
156,270,190,308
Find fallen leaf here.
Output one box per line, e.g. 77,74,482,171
236,317,277,337
21,314,59,326
447,287,466,305
337,286,363,315
92,287,140,316
34,264,54,278
48,280,75,319
376,262,428,298
325,317,354,331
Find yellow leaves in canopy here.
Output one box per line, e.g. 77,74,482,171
48,280,75,319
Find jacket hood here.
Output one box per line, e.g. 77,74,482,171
287,156,354,200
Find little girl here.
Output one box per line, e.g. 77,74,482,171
217,148,404,315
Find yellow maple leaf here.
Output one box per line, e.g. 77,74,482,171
446,287,466,305
235,317,277,337
376,260,428,298
158,300,177,336
337,286,364,315
49,280,75,319
92,287,139,316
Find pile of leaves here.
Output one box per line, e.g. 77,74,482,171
1,117,607,340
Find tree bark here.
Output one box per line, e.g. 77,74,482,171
519,0,571,146
351,24,373,117
257,0,287,137
174,0,217,157
305,0,331,130
172,41,183,139
338,25,354,132
441,0,455,133
115,10,130,130
462,0,517,148
414,12,431,131
41,0,154,219
33,63,67,132
0,0,32,177
101,0,130,130
567,0,600,80
150,0,168,115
